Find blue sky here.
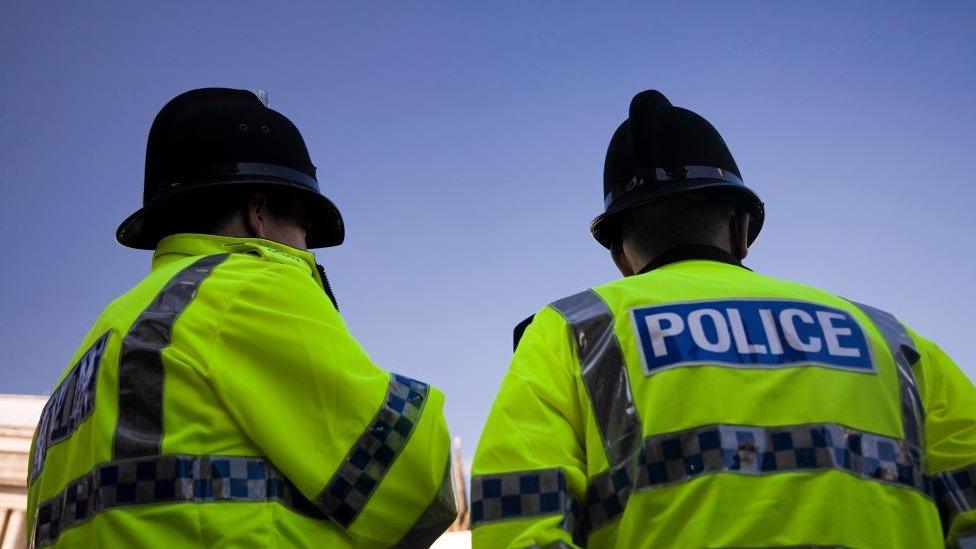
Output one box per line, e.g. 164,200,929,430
1,2,973,455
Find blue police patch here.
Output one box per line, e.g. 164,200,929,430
630,300,874,375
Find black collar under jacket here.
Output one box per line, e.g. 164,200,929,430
637,245,746,275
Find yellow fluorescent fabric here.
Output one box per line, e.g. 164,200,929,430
473,259,976,548
911,330,976,546
27,233,455,547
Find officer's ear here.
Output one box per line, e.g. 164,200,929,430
611,240,635,277
244,193,270,239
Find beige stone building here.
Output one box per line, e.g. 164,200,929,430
0,395,46,548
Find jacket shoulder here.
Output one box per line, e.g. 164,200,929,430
217,241,313,272
513,314,535,351
513,286,605,351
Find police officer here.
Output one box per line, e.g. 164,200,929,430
27,88,456,547
472,90,976,548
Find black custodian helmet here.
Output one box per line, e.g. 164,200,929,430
591,90,764,248
117,87,344,249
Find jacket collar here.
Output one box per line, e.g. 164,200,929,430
637,245,745,275
152,233,321,283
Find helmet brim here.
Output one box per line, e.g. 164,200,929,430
116,178,345,250
590,181,765,249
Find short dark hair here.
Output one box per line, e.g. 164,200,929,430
618,192,734,256
146,185,310,241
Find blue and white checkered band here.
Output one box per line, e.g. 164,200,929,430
583,423,931,531
317,373,430,529
31,331,111,484
603,165,745,208
32,455,322,547
471,468,581,542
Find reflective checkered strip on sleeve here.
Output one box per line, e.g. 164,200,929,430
316,373,430,528
471,468,581,540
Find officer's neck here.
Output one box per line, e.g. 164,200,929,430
632,244,744,275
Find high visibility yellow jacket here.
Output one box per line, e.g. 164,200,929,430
27,233,456,548
472,250,976,548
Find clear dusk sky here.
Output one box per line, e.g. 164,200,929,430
1,2,973,455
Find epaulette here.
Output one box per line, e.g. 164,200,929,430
513,314,535,352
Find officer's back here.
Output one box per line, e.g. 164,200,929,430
472,91,976,548
26,89,457,548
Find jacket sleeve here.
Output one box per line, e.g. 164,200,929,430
472,306,588,548
911,330,976,547
206,261,456,546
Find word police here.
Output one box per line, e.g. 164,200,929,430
631,300,874,375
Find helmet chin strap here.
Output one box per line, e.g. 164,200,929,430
316,264,340,311
610,239,635,277
729,212,745,260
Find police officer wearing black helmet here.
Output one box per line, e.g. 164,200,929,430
27,88,457,547
472,90,976,547
117,87,346,305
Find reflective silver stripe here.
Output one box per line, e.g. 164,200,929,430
33,454,320,547
550,290,641,468
113,254,229,459
393,455,457,548
471,468,580,538
849,302,926,486
317,373,430,528
959,533,976,549
934,463,976,532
